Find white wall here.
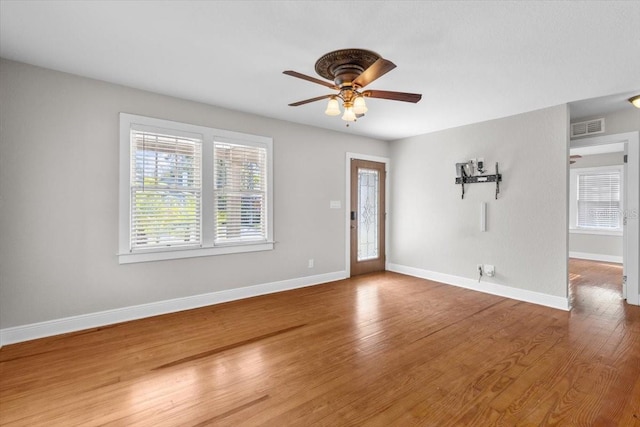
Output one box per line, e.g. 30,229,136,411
570,152,624,169
389,105,569,303
0,59,388,331
569,233,622,261
569,153,624,261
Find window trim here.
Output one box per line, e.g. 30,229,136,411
569,165,623,235
119,113,273,264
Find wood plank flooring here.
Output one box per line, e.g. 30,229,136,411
1,259,639,426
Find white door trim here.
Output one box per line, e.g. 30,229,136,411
570,131,639,305
345,153,390,277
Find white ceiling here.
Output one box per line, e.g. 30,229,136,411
1,1,639,141
569,90,639,120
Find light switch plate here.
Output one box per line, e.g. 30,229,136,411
330,200,341,209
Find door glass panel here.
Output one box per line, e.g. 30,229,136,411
358,168,379,261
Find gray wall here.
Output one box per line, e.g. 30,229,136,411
0,58,576,333
570,152,624,169
0,59,389,329
569,233,622,259
569,153,624,259
389,105,569,298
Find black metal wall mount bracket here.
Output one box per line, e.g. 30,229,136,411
455,162,502,200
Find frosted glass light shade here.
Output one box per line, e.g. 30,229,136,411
325,97,341,116
353,96,368,115
342,106,356,121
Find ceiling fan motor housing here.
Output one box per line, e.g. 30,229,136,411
315,49,380,88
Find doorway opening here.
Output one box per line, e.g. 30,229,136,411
568,131,639,306
569,141,626,303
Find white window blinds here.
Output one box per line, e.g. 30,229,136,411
120,113,273,263
577,170,621,230
214,141,267,243
130,129,202,250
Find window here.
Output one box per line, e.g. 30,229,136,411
569,165,623,234
119,114,273,263
130,127,202,250
213,141,267,244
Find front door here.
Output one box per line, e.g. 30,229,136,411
350,159,386,276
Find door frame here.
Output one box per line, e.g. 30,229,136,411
345,153,390,277
569,131,639,305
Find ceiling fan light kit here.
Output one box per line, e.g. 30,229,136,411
342,104,357,122
324,96,341,116
284,48,422,124
353,95,368,115
629,95,640,108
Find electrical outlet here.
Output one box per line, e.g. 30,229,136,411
308,259,314,268
485,264,495,277
477,157,485,172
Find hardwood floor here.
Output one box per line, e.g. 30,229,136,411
1,260,639,426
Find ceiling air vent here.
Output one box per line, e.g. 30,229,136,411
571,118,605,138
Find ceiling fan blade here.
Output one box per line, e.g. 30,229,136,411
288,94,334,107
353,58,396,88
362,90,422,103
283,70,338,89
570,155,582,159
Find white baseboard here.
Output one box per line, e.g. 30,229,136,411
569,251,623,264
387,263,570,311
0,271,347,346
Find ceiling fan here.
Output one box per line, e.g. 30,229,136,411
283,49,422,123
570,154,582,164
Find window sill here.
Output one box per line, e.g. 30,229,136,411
118,242,274,264
569,228,622,237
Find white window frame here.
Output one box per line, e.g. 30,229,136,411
569,165,623,236
119,113,273,264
